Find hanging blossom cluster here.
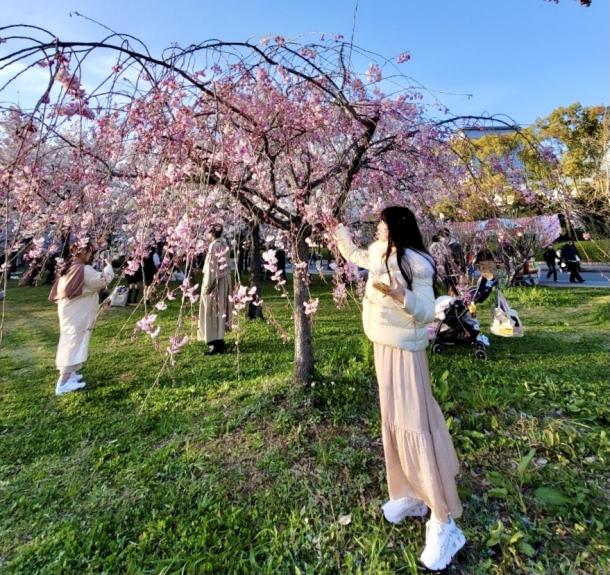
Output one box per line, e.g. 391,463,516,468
136,314,160,338
229,285,259,312
322,222,368,308
262,249,286,286
303,298,319,316
216,246,230,273
166,335,189,365
332,277,348,308
366,63,383,84
51,52,96,119
179,279,200,305
56,101,95,120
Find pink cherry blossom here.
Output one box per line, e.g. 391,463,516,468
166,335,189,360
366,63,382,83
262,249,278,273
136,314,160,338
229,284,254,312
303,298,319,316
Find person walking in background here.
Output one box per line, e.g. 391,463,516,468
430,229,466,291
542,245,559,282
442,228,466,286
428,234,450,282
333,206,465,572
561,240,585,283
49,242,114,395
198,224,232,355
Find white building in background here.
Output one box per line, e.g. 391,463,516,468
461,124,525,171
461,125,521,140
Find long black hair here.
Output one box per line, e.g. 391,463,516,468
380,206,436,292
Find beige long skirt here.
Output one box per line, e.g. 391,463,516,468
373,343,462,521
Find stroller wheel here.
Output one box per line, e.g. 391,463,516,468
475,341,486,350
474,349,487,360
432,343,444,354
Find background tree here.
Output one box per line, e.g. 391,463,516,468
438,105,609,244
525,103,610,234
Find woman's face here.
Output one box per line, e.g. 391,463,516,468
376,220,389,242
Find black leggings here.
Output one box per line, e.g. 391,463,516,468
567,262,583,283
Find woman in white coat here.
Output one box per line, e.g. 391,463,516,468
49,244,114,395
333,206,465,571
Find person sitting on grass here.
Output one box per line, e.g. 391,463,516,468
49,241,114,396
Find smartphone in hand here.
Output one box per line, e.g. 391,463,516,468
372,281,392,295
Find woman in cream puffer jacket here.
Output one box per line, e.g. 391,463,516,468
334,224,435,350
333,207,465,572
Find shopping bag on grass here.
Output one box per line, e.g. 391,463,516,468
109,285,129,307
490,291,523,337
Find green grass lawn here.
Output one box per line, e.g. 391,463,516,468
0,279,609,574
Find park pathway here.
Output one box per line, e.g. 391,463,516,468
536,263,610,289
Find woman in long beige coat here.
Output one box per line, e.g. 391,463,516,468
197,225,231,354
49,244,114,395
333,206,465,572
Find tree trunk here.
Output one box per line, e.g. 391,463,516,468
251,222,265,286
292,229,314,384
247,222,264,320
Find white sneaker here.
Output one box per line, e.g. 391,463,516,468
55,375,86,396
382,496,429,524
419,517,466,571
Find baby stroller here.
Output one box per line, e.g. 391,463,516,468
430,276,497,360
